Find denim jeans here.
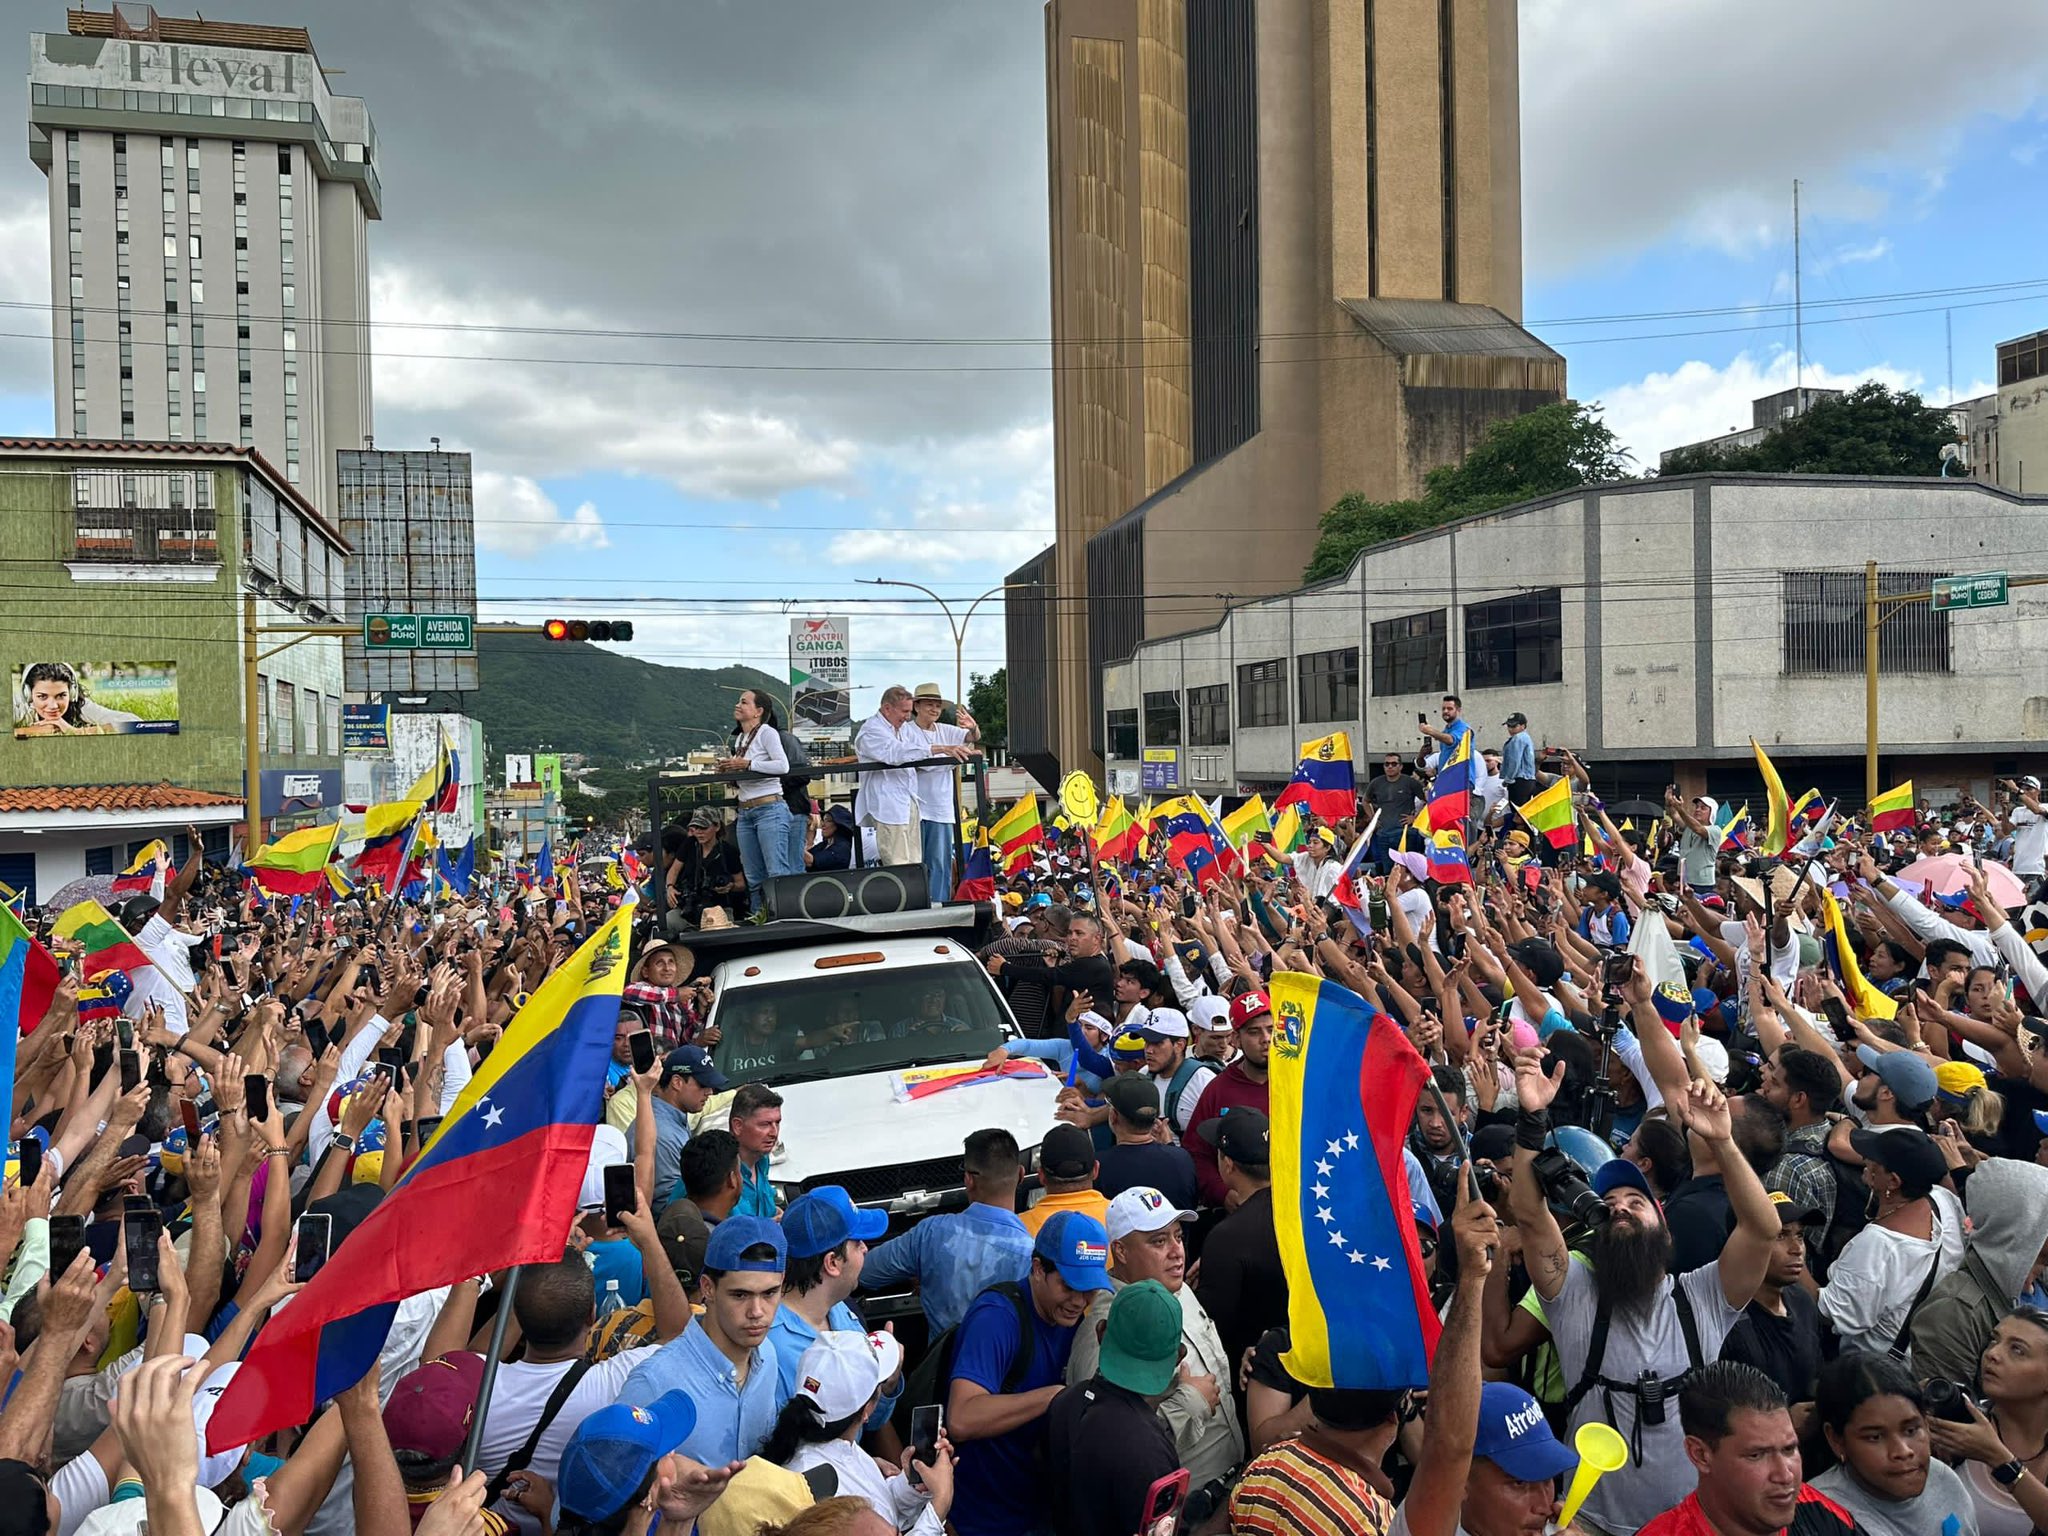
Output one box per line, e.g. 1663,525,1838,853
920,817,956,904
786,803,810,873
737,799,799,906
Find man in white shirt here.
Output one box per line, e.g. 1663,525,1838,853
855,685,971,870
118,826,208,1036
2003,775,2048,895
910,683,980,905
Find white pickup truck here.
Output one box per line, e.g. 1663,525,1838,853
690,904,1063,1317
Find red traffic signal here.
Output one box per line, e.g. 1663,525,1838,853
541,619,634,642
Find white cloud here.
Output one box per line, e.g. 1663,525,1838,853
370,267,861,502
1812,238,1893,275
1594,350,1924,469
824,421,1055,573
1520,0,2048,273
473,471,609,557
0,195,55,410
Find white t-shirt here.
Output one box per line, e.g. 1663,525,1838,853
1818,1186,1967,1358
2011,806,2048,877
478,1350,646,1530
124,912,198,1034
1289,852,1341,901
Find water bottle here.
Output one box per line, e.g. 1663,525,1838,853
595,1278,624,1322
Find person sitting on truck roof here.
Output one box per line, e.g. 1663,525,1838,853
859,1128,1036,1335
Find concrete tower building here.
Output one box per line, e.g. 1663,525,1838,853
28,6,379,519
1008,0,1563,786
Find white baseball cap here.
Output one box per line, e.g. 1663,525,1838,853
1105,1186,1196,1244
1187,996,1233,1034
1692,1036,1730,1086
577,1124,631,1210
1141,1007,1189,1041
793,1329,905,1420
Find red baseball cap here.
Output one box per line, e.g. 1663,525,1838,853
1229,990,1273,1028
383,1351,485,1460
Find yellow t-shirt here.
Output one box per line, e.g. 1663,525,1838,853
1021,1187,1110,1236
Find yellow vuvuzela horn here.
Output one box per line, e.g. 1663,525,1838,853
1556,1422,1628,1529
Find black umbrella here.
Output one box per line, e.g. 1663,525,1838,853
1606,799,1665,820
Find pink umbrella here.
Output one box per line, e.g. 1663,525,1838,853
1891,853,2027,910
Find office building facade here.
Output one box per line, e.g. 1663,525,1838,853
28,8,380,521
1009,0,1559,788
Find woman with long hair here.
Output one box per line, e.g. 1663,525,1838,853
765,1332,952,1534
1808,1352,1978,1536
553,1395,735,1536
1930,1308,2048,1536
719,688,798,910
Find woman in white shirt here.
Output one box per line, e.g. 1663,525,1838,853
717,689,796,910
767,1332,953,1534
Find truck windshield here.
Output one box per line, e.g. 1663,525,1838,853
709,965,1011,1086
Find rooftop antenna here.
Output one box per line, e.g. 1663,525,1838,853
1792,179,1803,398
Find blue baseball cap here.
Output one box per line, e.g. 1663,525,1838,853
557,1391,698,1522
1034,1210,1113,1292
2033,1108,2048,1136
703,1213,787,1275
1475,1382,1578,1482
1026,893,1053,909
781,1185,888,1259
662,1045,728,1092
1591,1159,1656,1204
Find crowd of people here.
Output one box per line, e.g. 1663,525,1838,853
9,692,2048,1536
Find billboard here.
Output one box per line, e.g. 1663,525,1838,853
341,702,390,752
790,615,851,749
534,753,563,799
12,661,178,738
336,450,479,695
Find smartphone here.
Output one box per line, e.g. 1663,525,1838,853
244,1073,270,1122
304,1017,331,1057
629,1030,656,1075
293,1212,333,1284
123,1198,162,1293
908,1405,942,1484
47,1213,86,1278
118,1049,141,1094
1819,996,1851,1038
15,1137,41,1192
1601,952,1635,990
179,1099,201,1142
1140,1469,1190,1536
377,1045,407,1080
115,1017,134,1051
602,1162,638,1227
1417,712,1429,727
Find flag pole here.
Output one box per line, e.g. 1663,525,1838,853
460,1265,523,1475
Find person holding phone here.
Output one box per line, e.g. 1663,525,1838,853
766,1330,952,1534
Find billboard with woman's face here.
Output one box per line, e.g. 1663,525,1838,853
12,661,179,738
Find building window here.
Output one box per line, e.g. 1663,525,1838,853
256,672,268,752
275,680,295,753
1373,609,1449,696
1236,660,1288,728
1144,690,1183,748
1187,684,1231,746
85,846,115,877
1106,708,1140,761
1464,589,1563,690
1297,647,1360,724
1780,569,1953,676
71,468,217,563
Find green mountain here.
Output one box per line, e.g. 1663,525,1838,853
471,630,781,762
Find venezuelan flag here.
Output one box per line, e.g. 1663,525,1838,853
1789,789,1825,827
1820,886,1897,1022
1419,733,1472,831
77,969,133,1023
1274,731,1357,822
206,899,637,1451
1516,777,1577,850
1330,815,1378,937
988,797,1044,875
953,828,996,901
405,724,462,815
111,840,171,899
1718,802,1754,851
248,823,340,898
1752,739,1791,856
1156,796,1228,888
53,899,153,979
1868,780,1915,835
1267,973,1439,1388
1425,828,1473,885
350,800,424,890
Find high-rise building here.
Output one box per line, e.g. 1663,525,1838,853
28,6,380,520
1008,0,1562,787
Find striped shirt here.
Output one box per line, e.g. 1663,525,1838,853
1228,1433,1394,1536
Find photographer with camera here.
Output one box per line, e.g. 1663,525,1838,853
1508,1037,1781,1535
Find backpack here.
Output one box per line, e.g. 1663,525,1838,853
1816,1150,1870,1278
1165,1056,1223,1138
1563,1282,1705,1467
898,1280,1034,1426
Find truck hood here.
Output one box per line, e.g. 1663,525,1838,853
765,1061,1062,1192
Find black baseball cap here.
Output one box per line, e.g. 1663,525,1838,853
1195,1108,1271,1167
1503,712,1528,727
1848,1126,1949,1198
1039,1123,1097,1180
1103,1072,1161,1128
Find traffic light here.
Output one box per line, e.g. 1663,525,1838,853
541,619,635,642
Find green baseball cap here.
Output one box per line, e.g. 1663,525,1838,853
1097,1279,1183,1397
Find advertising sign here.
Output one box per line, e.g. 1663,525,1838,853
789,615,852,749
12,660,178,738
1140,747,1179,791
504,753,533,787
261,768,341,818
534,754,563,799
341,702,390,752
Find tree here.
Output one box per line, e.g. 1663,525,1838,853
1658,382,1958,478
1304,401,1631,582
967,668,1008,753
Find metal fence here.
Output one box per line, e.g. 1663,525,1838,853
1780,568,1953,676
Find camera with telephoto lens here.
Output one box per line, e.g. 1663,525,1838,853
1529,1147,1609,1230
1921,1377,1979,1424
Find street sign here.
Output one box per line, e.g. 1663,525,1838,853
1931,573,2009,612
363,613,475,649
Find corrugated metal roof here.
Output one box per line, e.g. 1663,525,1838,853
1337,299,1563,362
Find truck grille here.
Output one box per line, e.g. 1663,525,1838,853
805,1155,965,1207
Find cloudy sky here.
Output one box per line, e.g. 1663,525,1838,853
3,0,2046,710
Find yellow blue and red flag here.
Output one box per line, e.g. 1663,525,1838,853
1424,827,1473,885
1416,732,1473,834
953,827,996,902
1155,795,1227,889
1266,972,1439,1387
206,898,637,1451
111,839,172,899
1274,731,1357,822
